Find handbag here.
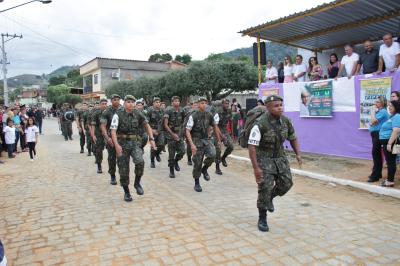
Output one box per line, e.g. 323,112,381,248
392,138,400,154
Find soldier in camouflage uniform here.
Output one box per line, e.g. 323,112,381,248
135,100,148,151
164,96,186,178
248,95,302,232
110,95,156,202
60,103,74,141
76,102,88,153
147,97,165,168
100,94,121,185
82,103,94,156
183,101,198,165
185,97,221,192
214,99,234,175
89,99,108,174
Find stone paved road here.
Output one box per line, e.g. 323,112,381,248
1,119,400,266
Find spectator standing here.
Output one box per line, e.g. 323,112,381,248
368,96,389,182
336,44,359,79
25,117,39,162
308,56,323,81
283,56,294,83
379,100,400,187
391,91,400,101
264,60,278,85
327,53,340,79
277,62,284,83
34,107,44,134
378,33,400,73
293,55,307,82
3,118,16,158
356,40,379,74
19,106,28,152
12,108,21,153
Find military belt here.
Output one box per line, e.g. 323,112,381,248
117,134,142,141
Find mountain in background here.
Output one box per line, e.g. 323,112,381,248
0,74,48,88
221,42,297,65
46,65,79,79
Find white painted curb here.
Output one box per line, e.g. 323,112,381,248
229,154,400,199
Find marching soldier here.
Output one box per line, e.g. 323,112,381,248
89,99,108,174
60,103,74,141
100,94,121,185
135,100,148,151
214,99,234,175
185,97,221,192
82,103,93,156
76,102,88,153
183,101,198,165
164,96,186,178
110,95,156,202
247,95,302,232
147,97,165,168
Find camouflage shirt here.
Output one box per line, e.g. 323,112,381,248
164,106,185,136
100,105,121,134
217,108,232,133
82,109,92,129
89,108,104,136
147,107,164,131
110,109,148,136
186,110,219,140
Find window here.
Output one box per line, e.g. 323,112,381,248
94,74,99,84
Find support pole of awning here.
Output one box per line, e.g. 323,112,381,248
257,35,262,85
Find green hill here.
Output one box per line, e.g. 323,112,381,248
46,65,79,79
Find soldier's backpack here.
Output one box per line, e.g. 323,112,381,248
238,106,266,148
64,110,75,121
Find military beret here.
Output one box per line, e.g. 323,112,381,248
264,95,283,104
153,97,161,102
100,98,108,103
89,103,94,107
197,97,208,103
171,96,180,102
124,95,136,102
111,94,120,99
95,101,100,104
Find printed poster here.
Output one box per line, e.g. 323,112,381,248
300,80,333,117
259,87,279,102
359,77,391,129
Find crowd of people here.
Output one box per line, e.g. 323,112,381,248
264,33,400,83
0,104,44,164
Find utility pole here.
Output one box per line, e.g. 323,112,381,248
1,33,23,106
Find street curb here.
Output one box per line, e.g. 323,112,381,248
228,154,400,199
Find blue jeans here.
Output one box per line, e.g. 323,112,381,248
7,143,14,157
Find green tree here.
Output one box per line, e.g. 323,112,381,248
65,69,83,87
175,54,192,64
49,75,67,86
47,84,70,103
9,87,23,102
148,53,173,63
55,94,82,107
205,53,231,62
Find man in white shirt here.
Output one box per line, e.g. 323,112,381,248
336,44,359,79
264,60,278,85
378,33,400,73
293,55,307,82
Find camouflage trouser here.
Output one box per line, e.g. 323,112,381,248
192,138,216,179
256,156,293,211
116,139,144,186
62,121,72,138
106,142,117,176
93,135,105,164
141,133,148,150
85,128,92,152
186,139,192,158
150,132,165,159
79,129,85,148
167,138,185,167
215,132,234,164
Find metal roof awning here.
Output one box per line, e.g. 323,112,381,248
239,0,400,52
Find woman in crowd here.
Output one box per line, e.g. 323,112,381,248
277,62,284,83
327,53,340,79
390,91,400,101
379,100,400,187
308,56,323,81
283,56,294,83
368,96,389,182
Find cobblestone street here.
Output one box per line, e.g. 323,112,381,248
1,119,400,266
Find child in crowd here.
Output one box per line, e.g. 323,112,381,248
25,117,39,162
3,119,16,158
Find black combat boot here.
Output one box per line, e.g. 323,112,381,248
194,178,202,192
187,155,193,166
69,136,73,140
150,154,156,168
134,176,144,195
267,196,275,213
169,166,175,178
215,163,222,175
258,209,269,232
221,155,228,167
155,152,161,162
80,147,84,153
174,160,180,171
87,149,92,156
97,163,102,174
123,185,132,202
110,174,117,185
64,137,68,141
202,166,210,181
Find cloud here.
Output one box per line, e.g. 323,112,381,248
0,0,327,77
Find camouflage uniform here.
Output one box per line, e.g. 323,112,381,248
89,108,105,165
82,108,92,155
183,105,194,163
139,108,148,150
248,112,296,212
101,105,121,177
60,107,73,140
215,108,234,164
111,109,148,187
164,106,185,168
76,109,85,151
187,110,218,179
147,106,165,162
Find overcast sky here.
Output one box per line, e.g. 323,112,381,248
0,0,327,77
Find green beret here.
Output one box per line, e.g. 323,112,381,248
264,95,283,104
171,96,180,102
124,95,136,102
153,97,161,102
111,94,120,99
95,101,100,105
197,97,208,103
100,98,108,103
